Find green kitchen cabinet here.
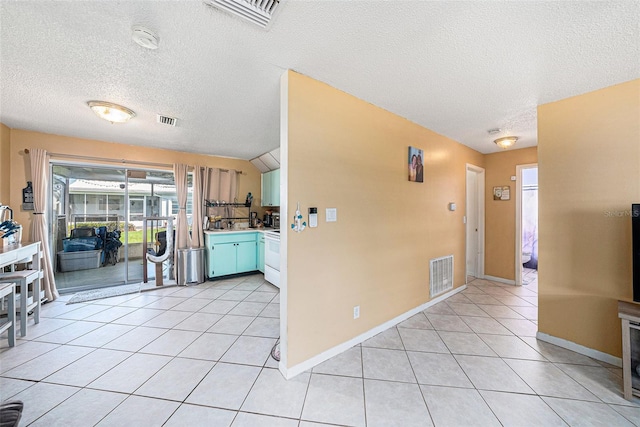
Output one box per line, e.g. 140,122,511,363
209,243,236,277
261,169,280,207
270,168,280,206
236,241,257,273
205,232,258,278
258,233,265,273
261,171,272,207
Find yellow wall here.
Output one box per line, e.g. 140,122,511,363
0,123,10,205
538,79,640,357
7,129,262,234
484,147,538,280
285,71,484,366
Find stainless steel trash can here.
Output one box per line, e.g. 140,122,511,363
177,247,205,286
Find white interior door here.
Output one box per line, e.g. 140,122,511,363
466,165,485,281
466,170,478,277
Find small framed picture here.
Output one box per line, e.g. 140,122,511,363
493,186,511,201
408,146,424,183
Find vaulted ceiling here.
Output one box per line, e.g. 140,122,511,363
1,1,638,159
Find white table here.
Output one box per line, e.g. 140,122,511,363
0,241,41,271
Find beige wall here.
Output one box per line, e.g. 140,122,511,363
0,123,10,205
484,147,538,280
538,79,640,357
7,129,262,234
285,71,484,366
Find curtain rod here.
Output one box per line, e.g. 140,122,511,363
24,149,243,174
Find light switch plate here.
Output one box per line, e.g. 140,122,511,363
326,208,337,222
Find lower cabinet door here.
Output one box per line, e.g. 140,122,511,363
258,237,265,273
210,243,236,277
236,241,257,273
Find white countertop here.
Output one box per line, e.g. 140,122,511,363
204,228,278,235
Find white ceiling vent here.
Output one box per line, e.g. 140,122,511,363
157,115,177,127
203,0,284,29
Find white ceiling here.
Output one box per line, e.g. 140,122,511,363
1,1,638,159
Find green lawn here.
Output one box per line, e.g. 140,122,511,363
127,230,144,244
125,229,167,244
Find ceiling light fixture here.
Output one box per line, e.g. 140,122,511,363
494,136,518,149
87,101,136,123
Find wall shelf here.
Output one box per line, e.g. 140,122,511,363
205,200,252,228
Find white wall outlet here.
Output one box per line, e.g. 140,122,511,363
326,208,337,222
353,305,360,319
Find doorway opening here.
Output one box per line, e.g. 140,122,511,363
466,164,485,282
50,163,183,293
515,164,538,287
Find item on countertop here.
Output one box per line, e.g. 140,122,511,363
0,220,21,236
263,213,272,227
210,215,223,229
0,219,22,246
0,205,14,222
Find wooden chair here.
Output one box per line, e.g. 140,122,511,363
0,282,16,347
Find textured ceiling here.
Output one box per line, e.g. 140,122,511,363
1,1,638,159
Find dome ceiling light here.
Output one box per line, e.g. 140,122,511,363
494,136,519,149
87,101,136,123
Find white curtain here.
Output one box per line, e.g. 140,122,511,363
191,166,204,248
205,168,238,224
208,168,221,217
29,148,59,301
173,163,190,250
202,167,210,211
220,170,238,205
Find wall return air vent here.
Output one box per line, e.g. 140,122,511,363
204,0,284,29
430,255,454,298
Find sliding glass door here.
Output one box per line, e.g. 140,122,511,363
51,163,177,292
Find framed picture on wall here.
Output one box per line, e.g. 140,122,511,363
493,186,511,200
408,146,424,183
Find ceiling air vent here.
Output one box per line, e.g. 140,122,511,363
157,115,177,127
204,0,284,29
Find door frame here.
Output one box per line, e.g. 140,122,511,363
49,160,173,291
515,163,538,286
466,164,485,282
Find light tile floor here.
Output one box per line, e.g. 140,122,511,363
2,271,640,426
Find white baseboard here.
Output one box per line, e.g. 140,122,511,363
536,332,622,368
482,275,516,286
280,285,467,379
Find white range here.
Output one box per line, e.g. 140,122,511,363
264,230,280,288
